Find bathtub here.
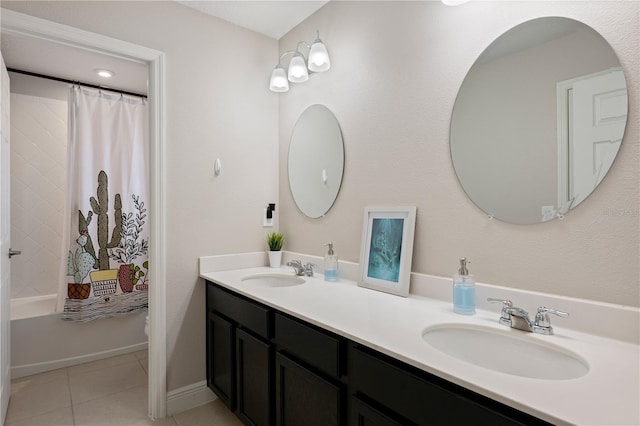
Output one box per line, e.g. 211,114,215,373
10,294,148,379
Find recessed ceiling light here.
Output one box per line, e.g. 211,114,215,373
95,69,114,78
442,0,470,5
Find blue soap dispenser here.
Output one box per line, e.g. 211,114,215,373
453,257,475,315
323,242,339,282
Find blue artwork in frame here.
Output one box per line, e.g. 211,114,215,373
367,218,404,283
359,206,417,297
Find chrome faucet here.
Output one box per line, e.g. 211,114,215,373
303,263,316,277
286,260,305,276
487,298,569,335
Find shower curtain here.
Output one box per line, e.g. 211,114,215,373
57,86,149,321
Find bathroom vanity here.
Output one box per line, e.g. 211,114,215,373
200,258,639,426
205,281,545,425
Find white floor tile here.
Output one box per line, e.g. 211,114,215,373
6,376,71,422
4,406,74,426
11,368,67,386
67,353,140,377
173,399,242,426
7,352,243,426
69,360,147,405
74,385,176,426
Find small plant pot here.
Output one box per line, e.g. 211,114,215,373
90,270,119,296
119,264,135,293
268,251,282,268
68,283,91,299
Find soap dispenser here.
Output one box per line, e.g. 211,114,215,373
453,257,475,315
323,242,339,282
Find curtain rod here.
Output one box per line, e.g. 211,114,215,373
7,68,147,99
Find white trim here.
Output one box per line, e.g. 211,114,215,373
166,381,217,416
11,342,148,379
1,9,167,420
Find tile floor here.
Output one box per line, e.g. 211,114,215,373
6,350,242,426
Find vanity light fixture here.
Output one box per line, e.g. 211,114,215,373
269,30,331,93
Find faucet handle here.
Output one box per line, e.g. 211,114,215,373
534,306,569,335
303,263,316,277
487,298,512,307
487,298,513,326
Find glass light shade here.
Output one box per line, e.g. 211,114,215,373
288,53,309,83
269,67,289,92
308,40,331,72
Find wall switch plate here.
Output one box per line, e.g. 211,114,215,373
263,208,274,227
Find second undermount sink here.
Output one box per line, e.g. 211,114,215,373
422,324,588,380
241,273,305,287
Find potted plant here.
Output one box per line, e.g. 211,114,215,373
266,232,284,268
109,194,148,292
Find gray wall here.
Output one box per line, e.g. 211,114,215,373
278,1,639,306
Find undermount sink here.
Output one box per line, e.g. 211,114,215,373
422,324,588,380
241,273,305,287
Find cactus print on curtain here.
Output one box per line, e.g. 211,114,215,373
58,86,148,322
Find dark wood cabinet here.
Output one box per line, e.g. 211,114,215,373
206,283,274,424
349,395,406,426
206,311,235,409
349,343,549,426
275,352,342,426
236,328,273,426
205,281,546,426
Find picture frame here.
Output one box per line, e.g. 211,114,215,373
358,206,417,297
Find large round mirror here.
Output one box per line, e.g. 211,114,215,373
450,17,628,224
288,104,345,218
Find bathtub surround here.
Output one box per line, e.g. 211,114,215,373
3,0,637,417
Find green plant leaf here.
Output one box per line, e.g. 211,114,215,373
266,232,284,251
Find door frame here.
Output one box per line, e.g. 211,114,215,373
1,9,167,419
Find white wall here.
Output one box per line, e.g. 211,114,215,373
278,1,639,307
9,77,67,299
2,0,280,391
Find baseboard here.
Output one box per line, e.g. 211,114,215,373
11,342,148,379
167,380,218,416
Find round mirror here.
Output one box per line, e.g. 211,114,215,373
288,104,345,218
450,17,628,224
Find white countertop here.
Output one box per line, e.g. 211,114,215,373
200,261,639,425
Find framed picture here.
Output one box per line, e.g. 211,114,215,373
358,206,417,297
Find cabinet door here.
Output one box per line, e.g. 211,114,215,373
275,352,342,426
350,395,406,426
207,312,235,409
237,328,273,426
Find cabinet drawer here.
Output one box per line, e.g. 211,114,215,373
349,344,539,426
209,283,272,339
274,313,342,378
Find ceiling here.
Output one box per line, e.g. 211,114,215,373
176,1,329,40
1,1,327,96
